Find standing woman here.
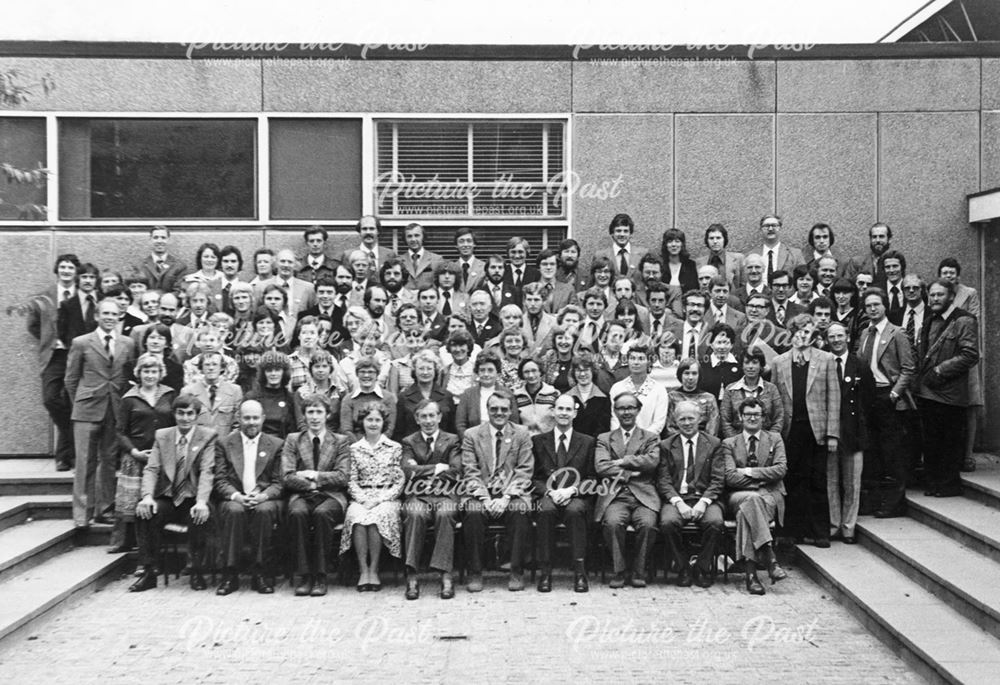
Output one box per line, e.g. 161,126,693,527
182,242,226,312
110,353,176,553
830,278,864,351
341,402,405,591
659,228,699,299
245,351,296,438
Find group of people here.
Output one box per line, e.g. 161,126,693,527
24,212,981,598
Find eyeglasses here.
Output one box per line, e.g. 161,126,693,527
902,285,921,291
742,411,763,418
488,406,512,414
615,405,639,412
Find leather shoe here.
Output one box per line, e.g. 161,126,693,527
251,574,274,594
310,575,327,596
923,489,938,497
190,573,207,591
106,544,129,554
842,536,857,545
405,575,420,600
609,572,626,589
746,573,766,595
874,508,905,519
440,572,454,600
508,573,525,592
216,574,239,596
129,570,157,592
295,575,314,596
92,514,115,526
676,564,693,588
768,560,788,584
536,573,552,593
574,572,589,593
813,538,831,549
935,487,962,498
55,461,72,472
630,575,647,588
466,574,484,593
692,564,713,588
961,456,977,472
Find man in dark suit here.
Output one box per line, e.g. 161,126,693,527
130,394,217,592
401,222,444,292
915,279,979,497
880,250,907,325
593,213,650,280
482,254,517,312
282,393,352,597
770,314,840,547
212,399,285,595
296,226,340,285
657,400,726,588
460,391,534,592
455,227,486,295
27,253,81,471
333,215,397,272
594,392,660,589
401,399,461,600
736,254,771,308
826,322,874,543
664,290,712,363
722,397,787,595
135,226,189,295
58,262,99,347
468,290,502,347
64,299,137,528
532,394,596,593
502,237,541,306
219,245,246,316
856,287,914,518
767,270,806,328
416,286,448,343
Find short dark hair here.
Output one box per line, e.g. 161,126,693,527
535,248,558,268
808,222,835,247
54,253,81,274
173,393,203,414
608,213,634,235
454,227,477,245
880,249,907,274
303,225,329,242
869,222,893,240
220,245,244,271
738,397,764,415
558,238,580,253
937,257,961,276
355,215,382,233
475,351,502,374
768,269,790,286
380,258,409,285
142,322,173,351
808,296,834,314
862,286,890,309
704,223,729,247
740,346,766,367
708,323,735,343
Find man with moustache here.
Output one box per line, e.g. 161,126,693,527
805,223,855,280
379,258,417,320
483,254,515,312
696,223,744,289
556,238,590,292
848,222,893,284
334,214,397,271
665,290,711,363
130,292,195,362
219,246,246,316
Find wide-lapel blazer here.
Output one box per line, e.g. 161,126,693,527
593,245,650,280
531,429,596,498
457,257,487,295
213,429,285,501
522,311,558,358
501,264,541,305
470,315,503,348
26,286,62,368
460,422,534,502
403,250,444,291
64,330,136,422
722,430,786,523
656,431,726,504
281,430,352,508
855,320,914,410
664,320,712,364
142,425,217,503
455,385,520,438
541,280,577,315
137,253,189,295
770,349,841,445
836,353,875,454
744,244,805,279
184,380,244,439
593,426,660,521
58,293,97,346
696,251,745,289
400,430,461,493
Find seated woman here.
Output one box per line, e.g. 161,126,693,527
540,325,577,392
340,357,397,442
110,352,176,553
340,402,405,591
245,351,296,438
343,320,390,393
566,354,611,437
512,357,559,436
722,397,788,595
483,304,524,352
666,358,720,436
137,323,184,391
440,330,477,399
496,328,529,393
697,324,742,402
394,349,454,439
293,350,345,432
720,347,784,438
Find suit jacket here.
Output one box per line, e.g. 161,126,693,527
281,430,353,509
394,384,455,440
255,276,317,317
58,292,98,346
915,307,979,406
26,286,64,369
401,430,461,496
333,246,398,272
137,253,189,295
540,280,577,315
855,320,915,410
556,267,590,292
437,289,470,319
593,426,660,521
593,245,650,280
213,429,285,501
663,320,712,363
130,321,196,362
142,425,217,503
770,349,841,445
531,429,595,498
456,257,487,295
480,281,519,313
455,384,520,438
722,430,786,523
402,250,444,291
469,315,503,348
736,283,771,308
522,311,558,358
696,251,745,289
745,244,805,280
296,256,340,285
766,300,807,328
422,312,449,343
460,421,534,502
835,353,875,454
183,379,243,438
656,431,726,504
953,284,981,318
501,264,541,305
64,330,136,422
805,250,858,281
703,306,748,338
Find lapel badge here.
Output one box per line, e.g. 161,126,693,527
278,401,286,408
844,375,852,383
259,451,267,458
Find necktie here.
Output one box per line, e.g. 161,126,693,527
622,430,631,445
223,283,231,304
84,294,95,323
776,303,786,325
411,252,420,272
747,435,759,467
618,248,628,275
494,430,503,476
442,291,452,317
557,433,568,463
687,330,697,360
890,287,901,312
209,383,217,409
312,436,321,468
390,294,399,314
514,268,523,290
652,318,661,337
493,285,501,306
863,323,877,363
836,356,843,383
104,334,114,363
173,434,189,506
766,251,774,282
62,290,71,302
905,309,916,345
709,254,722,270
685,439,696,490
156,259,166,272
462,261,470,287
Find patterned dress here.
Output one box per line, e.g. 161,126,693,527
340,435,405,557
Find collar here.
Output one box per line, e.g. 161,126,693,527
907,301,925,313
307,430,326,444
351,385,385,399
746,283,763,294
410,249,423,260
742,430,761,445
682,432,700,450
710,353,737,366
872,317,889,335
122,383,172,402
764,242,781,254
683,321,702,334
733,377,762,393
939,304,957,320
555,427,573,444
241,431,260,444
152,253,168,262
614,243,631,254
813,250,832,261
58,284,75,299
421,430,440,443
887,280,902,292
792,347,814,363
835,351,849,366
493,425,507,441
176,428,195,445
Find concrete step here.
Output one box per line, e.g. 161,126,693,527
906,489,1000,564
797,541,1000,684
0,519,77,581
961,465,1000,511
0,459,72,497
0,546,128,643
858,516,1000,637
0,495,72,532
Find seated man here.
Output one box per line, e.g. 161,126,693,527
282,393,352,597
213,399,285,595
460,391,534,592
594,392,660,589
130,394,218,592
401,399,461,600
656,400,726,588
532,394,596,593
722,397,788,595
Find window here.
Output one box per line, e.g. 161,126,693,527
0,117,47,220
58,118,256,220
375,120,566,218
379,225,566,262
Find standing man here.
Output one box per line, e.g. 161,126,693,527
335,215,397,271
645,283,678,341
849,222,893,284
767,270,806,328
379,258,416,320
736,253,771,308
880,250,907,325
770,314,840,547
594,392,661,588
28,254,81,471
213,399,284,595
556,238,590,292
296,226,339,284
402,222,443,292
532,394,596,593
900,274,927,349
460,391,534,592
433,261,468,320
745,214,804,285
136,225,189,295
401,399,461,600
468,289,502,347
219,246,245,316
856,287,914,518
502,237,540,306
915,280,979,497
594,213,649,280
696,223,744,289
805,222,855,280
64,299,136,527
130,394,217,592
483,254,515,312
283,394,352,597
814,257,839,299
665,290,711,363
258,249,316,317
454,227,486,295
520,283,558,358
536,249,576,314
58,262,100,348
703,276,747,338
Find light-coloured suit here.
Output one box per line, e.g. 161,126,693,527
255,276,317,318
723,431,786,560
522,311,558,358
744,244,805,281
456,257,487,295
402,250,444,291
454,385,519,438
136,253,189,295
696,250,745,289
540,280,577,315
183,379,243,438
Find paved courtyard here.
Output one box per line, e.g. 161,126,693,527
0,559,922,684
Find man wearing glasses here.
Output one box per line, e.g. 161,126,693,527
767,270,806,329
745,214,804,285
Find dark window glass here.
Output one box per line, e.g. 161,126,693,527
59,118,255,219
0,117,47,220
379,225,566,261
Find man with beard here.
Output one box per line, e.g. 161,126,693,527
848,222,893,285
634,254,677,312
130,292,195,362
483,254,516,312
454,227,486,295
556,238,590,292
379,258,417,320
696,223,744,290
363,284,392,339
468,289,502,347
